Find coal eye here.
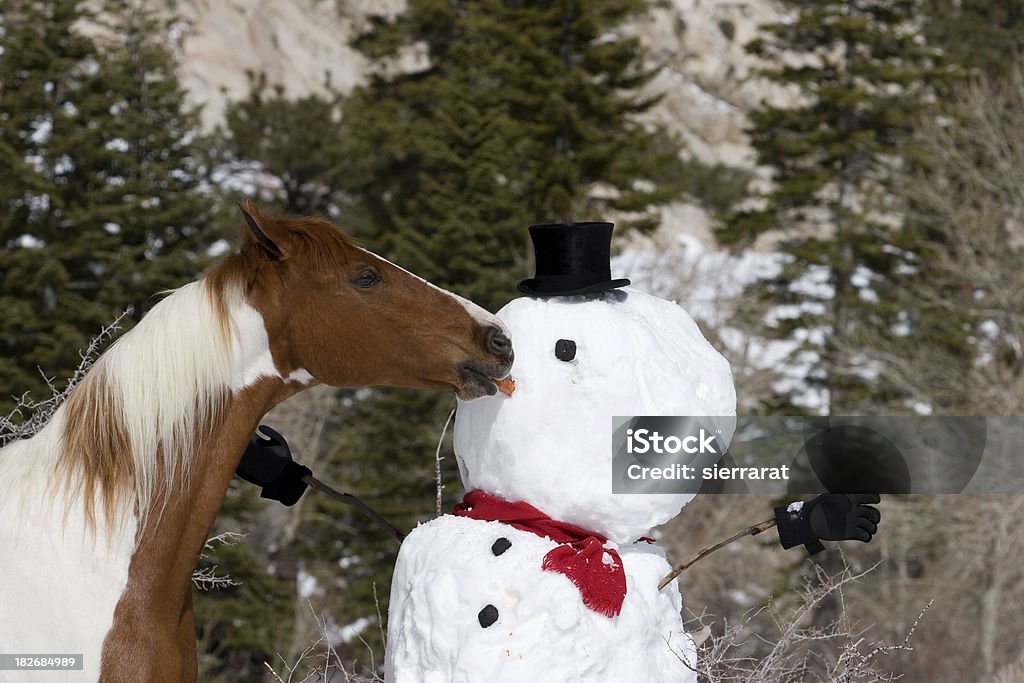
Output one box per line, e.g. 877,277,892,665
478,604,499,628
354,269,381,289
491,537,511,556
555,339,576,362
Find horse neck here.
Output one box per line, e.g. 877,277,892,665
96,375,300,680
42,279,288,524
117,378,295,624
94,280,306,644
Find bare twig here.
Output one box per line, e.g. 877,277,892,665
659,518,777,590
191,531,246,590
1,311,129,445
691,560,923,682
373,582,387,652
435,407,456,517
264,601,385,683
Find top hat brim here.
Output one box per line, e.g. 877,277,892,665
517,277,631,297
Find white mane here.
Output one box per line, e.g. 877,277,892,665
0,278,267,531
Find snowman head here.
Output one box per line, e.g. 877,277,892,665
454,288,736,544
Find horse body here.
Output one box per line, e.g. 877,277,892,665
0,203,513,681
0,278,281,681
0,412,137,682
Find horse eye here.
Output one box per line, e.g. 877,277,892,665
354,270,381,289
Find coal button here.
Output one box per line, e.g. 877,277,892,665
478,604,499,628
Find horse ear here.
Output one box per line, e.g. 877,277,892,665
237,199,289,259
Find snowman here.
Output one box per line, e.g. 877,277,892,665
384,222,738,683
234,223,881,681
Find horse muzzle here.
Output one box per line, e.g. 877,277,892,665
456,326,514,400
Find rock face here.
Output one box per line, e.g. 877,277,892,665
157,0,402,129
632,0,784,169
153,0,782,242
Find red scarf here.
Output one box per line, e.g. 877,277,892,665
452,490,626,618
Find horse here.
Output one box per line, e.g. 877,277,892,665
0,200,513,682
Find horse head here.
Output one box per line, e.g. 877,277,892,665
216,200,513,400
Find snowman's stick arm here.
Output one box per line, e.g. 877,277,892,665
302,475,407,543
658,518,777,590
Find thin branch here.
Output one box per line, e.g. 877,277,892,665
659,518,777,590
1,311,129,445
435,407,455,518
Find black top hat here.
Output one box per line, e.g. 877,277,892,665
517,222,631,297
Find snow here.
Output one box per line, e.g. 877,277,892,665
615,238,837,413
614,233,784,326
206,239,231,257
53,155,73,175
454,288,737,544
727,588,752,605
27,193,50,213
15,234,44,249
850,265,873,289
29,117,52,144
859,288,880,303
386,516,696,683
892,311,912,337
297,569,318,599
211,161,285,200
911,401,933,416
790,264,834,299
340,616,373,643
337,555,360,570
105,138,130,153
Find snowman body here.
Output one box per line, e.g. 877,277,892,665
386,288,736,681
386,516,695,683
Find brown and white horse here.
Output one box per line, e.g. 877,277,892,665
0,201,513,682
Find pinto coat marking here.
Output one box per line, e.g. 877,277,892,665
0,203,512,682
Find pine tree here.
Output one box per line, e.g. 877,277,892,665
343,0,688,308
71,1,213,320
0,0,213,413
721,0,948,414
219,74,347,216
0,0,107,408
922,0,1024,82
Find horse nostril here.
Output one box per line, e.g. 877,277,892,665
486,326,512,358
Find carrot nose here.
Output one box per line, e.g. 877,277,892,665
495,377,516,397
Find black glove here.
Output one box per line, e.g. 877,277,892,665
775,492,881,555
236,425,311,506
